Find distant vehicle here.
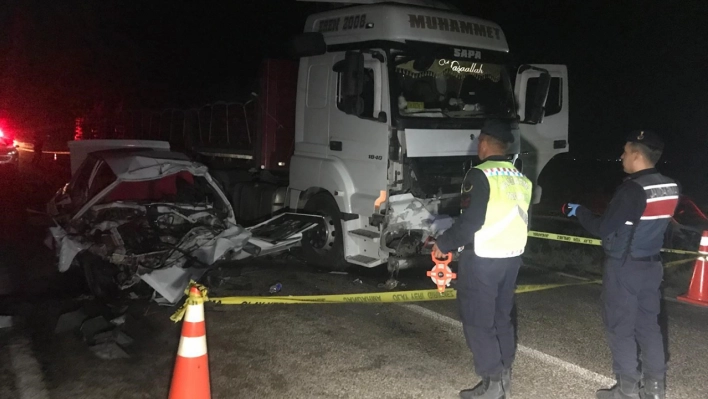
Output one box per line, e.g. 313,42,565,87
0,135,19,171
46,140,318,303
666,196,708,249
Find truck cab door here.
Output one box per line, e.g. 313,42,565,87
326,51,389,215
514,64,569,204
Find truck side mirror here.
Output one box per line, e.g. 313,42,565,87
333,51,365,116
525,72,551,124
288,33,326,58
341,51,364,97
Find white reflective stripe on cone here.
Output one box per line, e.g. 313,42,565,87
700,235,708,247
184,304,205,323
177,336,208,358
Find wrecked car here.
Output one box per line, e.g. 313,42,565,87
45,141,320,305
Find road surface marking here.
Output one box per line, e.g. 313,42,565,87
401,303,615,386
8,335,50,399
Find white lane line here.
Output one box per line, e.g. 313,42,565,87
400,304,615,386
8,335,50,399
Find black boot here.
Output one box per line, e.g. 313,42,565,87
596,375,640,399
501,368,511,397
640,376,665,399
459,377,488,399
459,373,506,399
459,368,511,398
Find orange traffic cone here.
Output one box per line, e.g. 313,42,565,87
169,285,211,399
677,231,708,307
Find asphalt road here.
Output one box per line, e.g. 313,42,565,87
1,151,708,399
2,259,707,399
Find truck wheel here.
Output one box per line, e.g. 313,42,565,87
301,193,348,271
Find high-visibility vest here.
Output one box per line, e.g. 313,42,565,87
472,160,532,258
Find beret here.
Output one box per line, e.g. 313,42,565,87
480,119,514,144
627,130,664,150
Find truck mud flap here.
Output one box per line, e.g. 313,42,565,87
242,212,323,258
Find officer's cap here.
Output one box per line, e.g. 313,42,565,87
480,119,514,144
626,130,664,151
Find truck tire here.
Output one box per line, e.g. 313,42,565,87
301,193,348,271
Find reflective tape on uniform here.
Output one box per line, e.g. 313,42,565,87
528,230,699,256
208,281,600,305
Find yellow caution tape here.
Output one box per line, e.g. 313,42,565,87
207,281,600,305
528,230,601,246
528,230,700,256
170,280,209,322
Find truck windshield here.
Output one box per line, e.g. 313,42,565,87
392,56,515,119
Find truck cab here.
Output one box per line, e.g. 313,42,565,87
287,1,568,270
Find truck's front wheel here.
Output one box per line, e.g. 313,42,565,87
301,193,348,271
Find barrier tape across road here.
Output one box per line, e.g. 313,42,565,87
528,230,700,257
208,281,600,305
202,230,694,308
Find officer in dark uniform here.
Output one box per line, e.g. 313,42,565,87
564,130,677,399
433,120,532,399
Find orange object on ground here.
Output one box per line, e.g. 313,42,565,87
427,252,457,293
169,286,211,399
677,231,708,307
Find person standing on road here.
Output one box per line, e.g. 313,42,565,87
432,119,532,399
563,130,677,399
32,132,45,167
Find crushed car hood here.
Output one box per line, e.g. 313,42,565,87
48,148,245,303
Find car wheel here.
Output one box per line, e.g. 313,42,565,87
79,253,119,300
301,193,348,271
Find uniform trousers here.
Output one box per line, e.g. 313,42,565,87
602,257,666,380
456,251,521,377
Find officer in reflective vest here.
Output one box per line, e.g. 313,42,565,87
433,119,532,399
564,130,678,399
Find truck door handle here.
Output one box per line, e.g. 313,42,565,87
330,141,342,151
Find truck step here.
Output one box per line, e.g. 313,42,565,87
348,229,380,239
346,255,383,267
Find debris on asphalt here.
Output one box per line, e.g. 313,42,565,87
205,274,253,293
92,329,134,347
109,315,126,326
80,316,112,341
89,342,130,360
353,278,363,284
112,330,134,347
0,315,13,329
379,278,404,290
269,283,283,294
54,308,88,334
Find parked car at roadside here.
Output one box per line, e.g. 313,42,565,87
0,136,19,171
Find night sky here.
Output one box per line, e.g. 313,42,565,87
0,0,706,160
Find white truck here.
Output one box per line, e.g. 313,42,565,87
273,0,569,271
